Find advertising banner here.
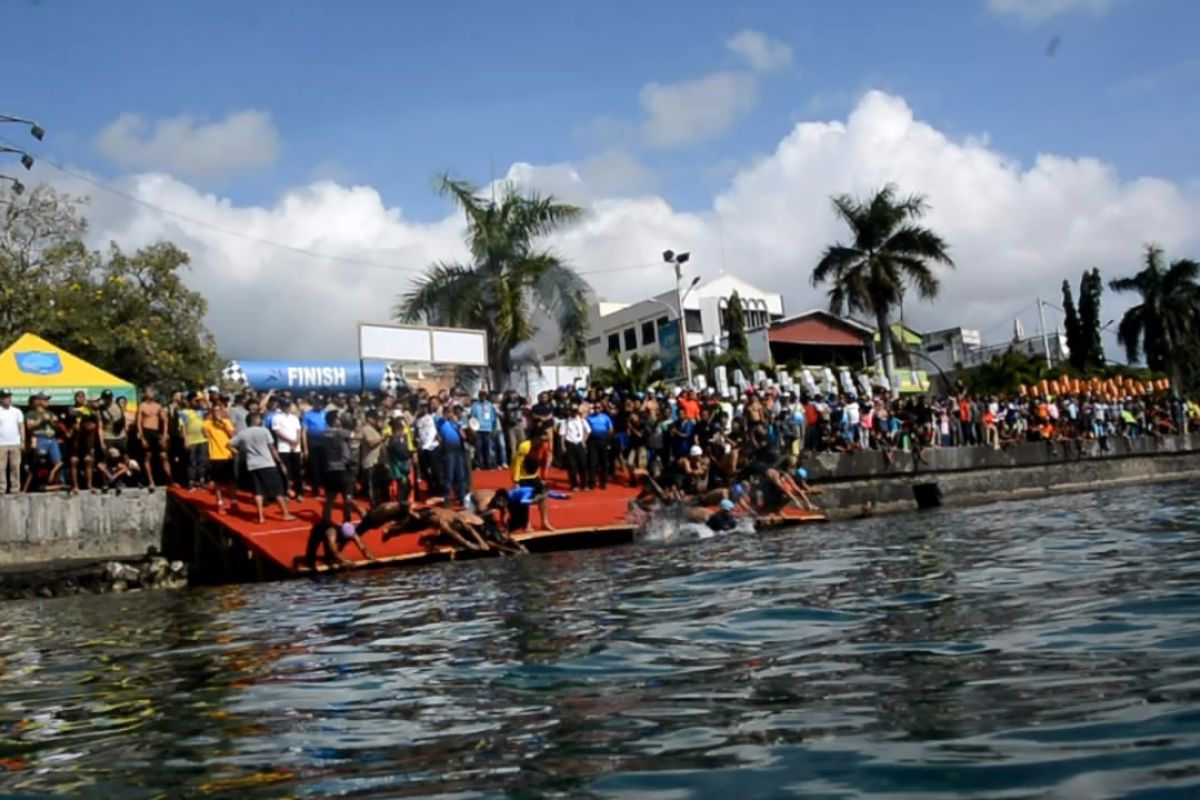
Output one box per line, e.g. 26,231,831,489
658,323,684,382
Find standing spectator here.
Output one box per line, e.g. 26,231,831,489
437,404,469,507
24,393,62,479
0,390,24,494
501,389,525,468
228,412,295,525
585,402,614,490
359,409,387,507
271,402,304,499
98,390,126,457
229,394,249,434
301,395,328,497
69,414,103,492
178,392,209,490
415,404,441,498
562,404,590,491
386,412,414,503
136,388,172,489
470,390,498,470
321,412,363,524
204,400,237,513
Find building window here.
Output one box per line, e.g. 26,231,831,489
685,309,703,334
586,336,602,346
623,328,638,351
607,333,620,354
641,320,656,346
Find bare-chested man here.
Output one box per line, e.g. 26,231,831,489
136,387,171,488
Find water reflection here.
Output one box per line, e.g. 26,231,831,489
2,483,1199,798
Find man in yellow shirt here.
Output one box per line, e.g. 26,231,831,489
178,392,210,490
203,400,237,513
509,428,554,532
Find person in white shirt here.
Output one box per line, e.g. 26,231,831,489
271,403,304,499
0,390,25,494
562,405,590,490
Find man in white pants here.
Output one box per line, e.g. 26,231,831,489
0,390,25,494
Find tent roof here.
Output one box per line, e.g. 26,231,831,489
0,333,134,396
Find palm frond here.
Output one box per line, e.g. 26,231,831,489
394,261,481,326
1116,306,1145,364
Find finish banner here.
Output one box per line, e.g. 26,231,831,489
221,361,403,393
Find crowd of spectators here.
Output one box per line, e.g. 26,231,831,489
0,378,1194,509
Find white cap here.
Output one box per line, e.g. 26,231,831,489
689,445,703,457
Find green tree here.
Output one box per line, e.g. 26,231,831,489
1109,244,1200,390
1062,279,1084,369
812,184,954,394
1079,267,1106,368
690,349,726,385
965,350,1048,395
1,185,220,390
395,175,589,389
725,290,749,357
591,352,663,392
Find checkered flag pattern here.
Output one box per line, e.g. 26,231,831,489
221,360,248,386
379,364,404,393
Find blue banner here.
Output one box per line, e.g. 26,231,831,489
658,323,684,382
231,361,392,393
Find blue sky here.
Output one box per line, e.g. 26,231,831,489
3,0,1198,360
6,0,1196,216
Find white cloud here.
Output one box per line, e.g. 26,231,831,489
726,30,793,73
639,71,758,148
93,109,281,179
987,0,1112,23
45,90,1199,365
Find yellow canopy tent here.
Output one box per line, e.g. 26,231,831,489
0,333,136,405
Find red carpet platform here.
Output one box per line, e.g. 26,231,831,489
167,467,824,581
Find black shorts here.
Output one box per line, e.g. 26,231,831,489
210,459,235,485
518,477,544,494
250,466,284,500
323,470,355,496
143,429,164,455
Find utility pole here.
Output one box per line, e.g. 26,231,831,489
1036,297,1052,369
662,250,694,387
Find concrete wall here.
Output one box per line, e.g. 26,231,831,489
805,434,1200,519
0,490,167,566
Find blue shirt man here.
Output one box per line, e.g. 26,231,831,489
470,395,497,433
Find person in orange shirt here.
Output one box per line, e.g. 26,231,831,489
203,401,238,513
677,389,701,421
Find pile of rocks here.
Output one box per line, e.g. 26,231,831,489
102,557,188,593
0,554,189,601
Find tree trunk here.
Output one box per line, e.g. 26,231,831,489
876,308,897,398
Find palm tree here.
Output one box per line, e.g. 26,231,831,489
690,349,727,385
1109,244,1200,390
812,184,953,394
591,352,663,392
395,175,589,389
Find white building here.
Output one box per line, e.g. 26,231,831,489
582,275,785,367
920,326,983,374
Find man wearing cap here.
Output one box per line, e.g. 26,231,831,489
358,409,387,506
0,390,24,493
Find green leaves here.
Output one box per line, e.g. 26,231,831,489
397,176,586,388
1,184,219,391
1109,244,1200,387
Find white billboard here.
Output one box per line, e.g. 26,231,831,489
357,322,488,367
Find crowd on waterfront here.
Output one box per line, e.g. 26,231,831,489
1,379,1194,551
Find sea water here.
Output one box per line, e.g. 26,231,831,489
1,482,1198,798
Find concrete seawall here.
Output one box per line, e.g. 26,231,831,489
1,434,1199,568
804,433,1200,518
0,490,167,567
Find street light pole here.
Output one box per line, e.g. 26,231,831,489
663,250,694,386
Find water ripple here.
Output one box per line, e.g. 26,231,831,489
1,482,1199,798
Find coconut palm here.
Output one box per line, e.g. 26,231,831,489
395,176,589,389
1109,244,1200,390
690,349,727,385
812,184,953,394
591,352,663,392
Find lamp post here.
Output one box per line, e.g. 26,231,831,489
662,250,695,386
0,175,24,195
0,114,45,141
0,146,35,171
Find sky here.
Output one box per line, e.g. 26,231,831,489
3,0,1199,362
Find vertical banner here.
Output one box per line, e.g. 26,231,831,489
658,324,684,382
